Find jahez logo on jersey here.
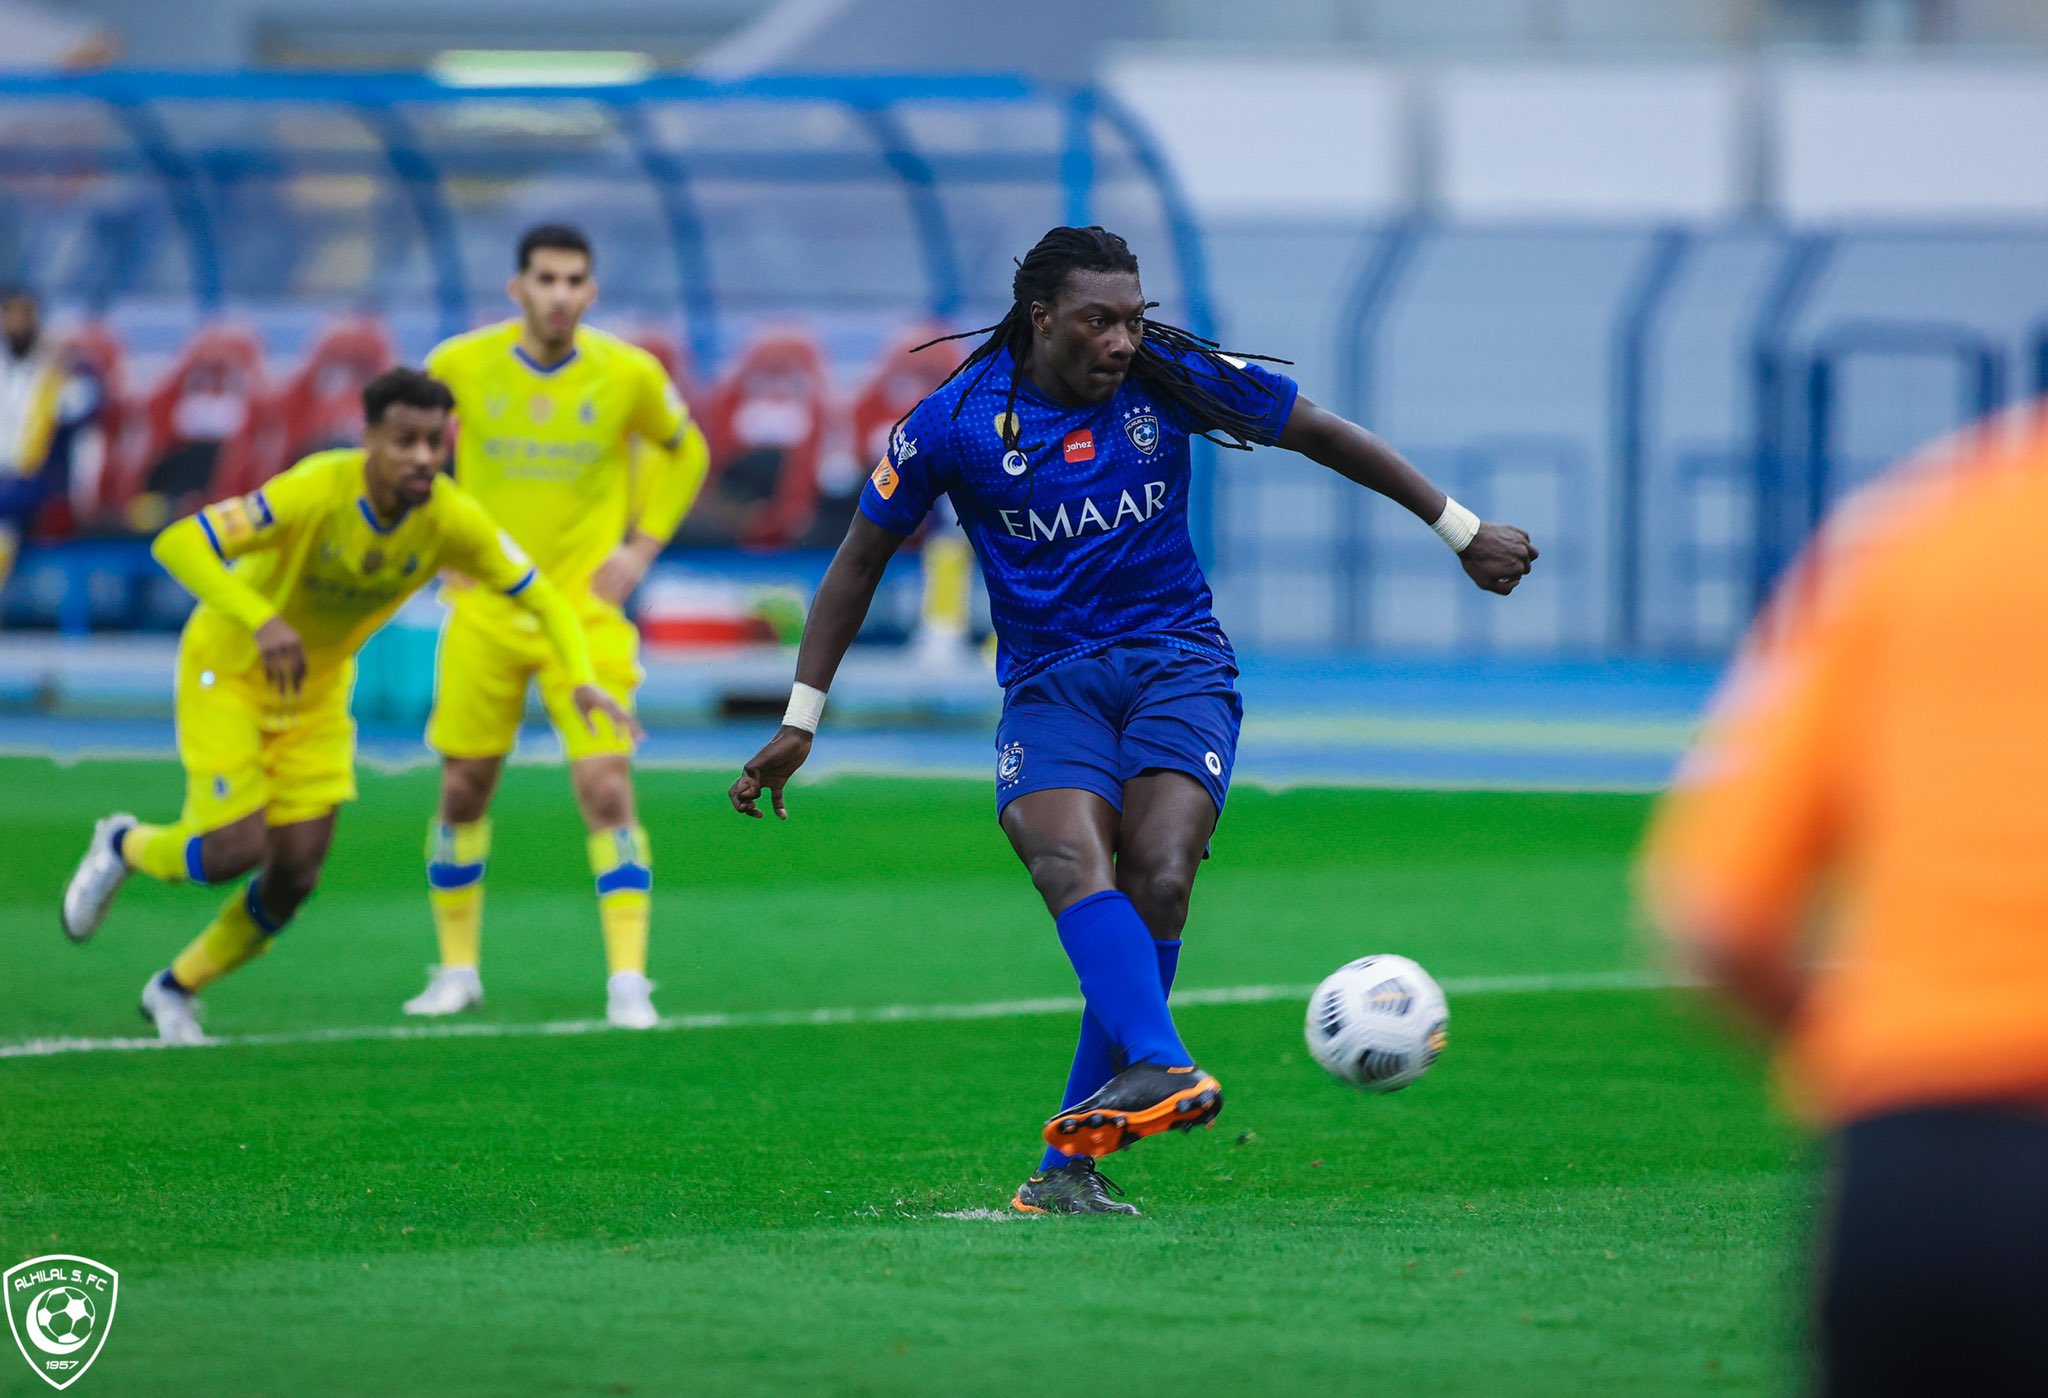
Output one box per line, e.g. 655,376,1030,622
1062,430,1095,464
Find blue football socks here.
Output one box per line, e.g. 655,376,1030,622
1153,937,1181,996
1039,903,1190,1172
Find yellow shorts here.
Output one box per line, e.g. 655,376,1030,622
426,596,641,763
174,655,357,831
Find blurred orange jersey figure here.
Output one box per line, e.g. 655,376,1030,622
1645,406,2048,1125
1644,406,2048,1395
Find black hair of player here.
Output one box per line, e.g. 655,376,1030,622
517,223,594,272
363,367,456,426
907,225,1289,454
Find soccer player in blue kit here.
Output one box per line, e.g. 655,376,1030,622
731,227,1537,1215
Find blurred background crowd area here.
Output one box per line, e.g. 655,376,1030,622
6,0,2048,667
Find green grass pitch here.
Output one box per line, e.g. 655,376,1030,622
0,756,1806,1395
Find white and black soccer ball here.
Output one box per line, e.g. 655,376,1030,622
1304,954,1449,1093
35,1286,96,1345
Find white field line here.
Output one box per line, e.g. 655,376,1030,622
0,968,1684,1062
1,745,1670,797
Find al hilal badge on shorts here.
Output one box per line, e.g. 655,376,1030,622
7,1256,117,1391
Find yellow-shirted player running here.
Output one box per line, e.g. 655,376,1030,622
59,369,637,1044
405,223,709,1028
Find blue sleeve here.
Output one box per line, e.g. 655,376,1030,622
1164,345,1299,445
857,396,951,536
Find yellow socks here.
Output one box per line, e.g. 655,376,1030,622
168,880,284,992
588,826,651,977
426,820,648,977
122,822,207,883
426,819,490,969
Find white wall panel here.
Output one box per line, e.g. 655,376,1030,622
1435,64,1745,219
1101,56,1414,218
1775,63,2048,222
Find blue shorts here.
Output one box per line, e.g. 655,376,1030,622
994,644,1243,815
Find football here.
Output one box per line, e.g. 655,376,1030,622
35,1286,96,1346
1304,954,1449,1093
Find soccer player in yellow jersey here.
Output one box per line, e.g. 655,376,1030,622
406,224,710,1028
58,369,637,1043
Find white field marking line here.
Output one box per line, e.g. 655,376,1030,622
0,744,1670,796
0,968,1683,1062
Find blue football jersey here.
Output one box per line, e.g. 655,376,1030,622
859,342,1298,687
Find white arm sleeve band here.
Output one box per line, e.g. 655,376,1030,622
1430,496,1481,554
782,682,827,733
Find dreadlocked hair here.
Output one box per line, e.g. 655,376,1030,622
905,225,1291,453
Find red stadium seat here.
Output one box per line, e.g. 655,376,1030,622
622,324,700,410
128,324,279,526
695,329,832,548
276,316,395,465
848,324,966,472
840,326,969,548
60,323,142,527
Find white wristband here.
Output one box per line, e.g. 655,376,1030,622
1430,496,1481,554
782,682,827,734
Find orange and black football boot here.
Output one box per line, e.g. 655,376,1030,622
1042,1061,1222,1157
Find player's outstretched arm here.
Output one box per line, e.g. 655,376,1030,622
152,514,306,695
730,513,907,820
1276,395,1539,595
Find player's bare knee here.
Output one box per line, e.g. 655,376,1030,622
1119,862,1196,938
439,759,498,823
572,760,634,830
202,822,267,882
440,782,488,824
577,782,633,830
262,859,321,915
1025,845,1106,912
1130,883,1193,939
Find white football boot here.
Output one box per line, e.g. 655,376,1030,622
62,813,137,944
139,973,206,1046
606,972,659,1030
402,965,484,1017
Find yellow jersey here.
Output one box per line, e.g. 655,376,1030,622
425,321,690,612
171,449,562,713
